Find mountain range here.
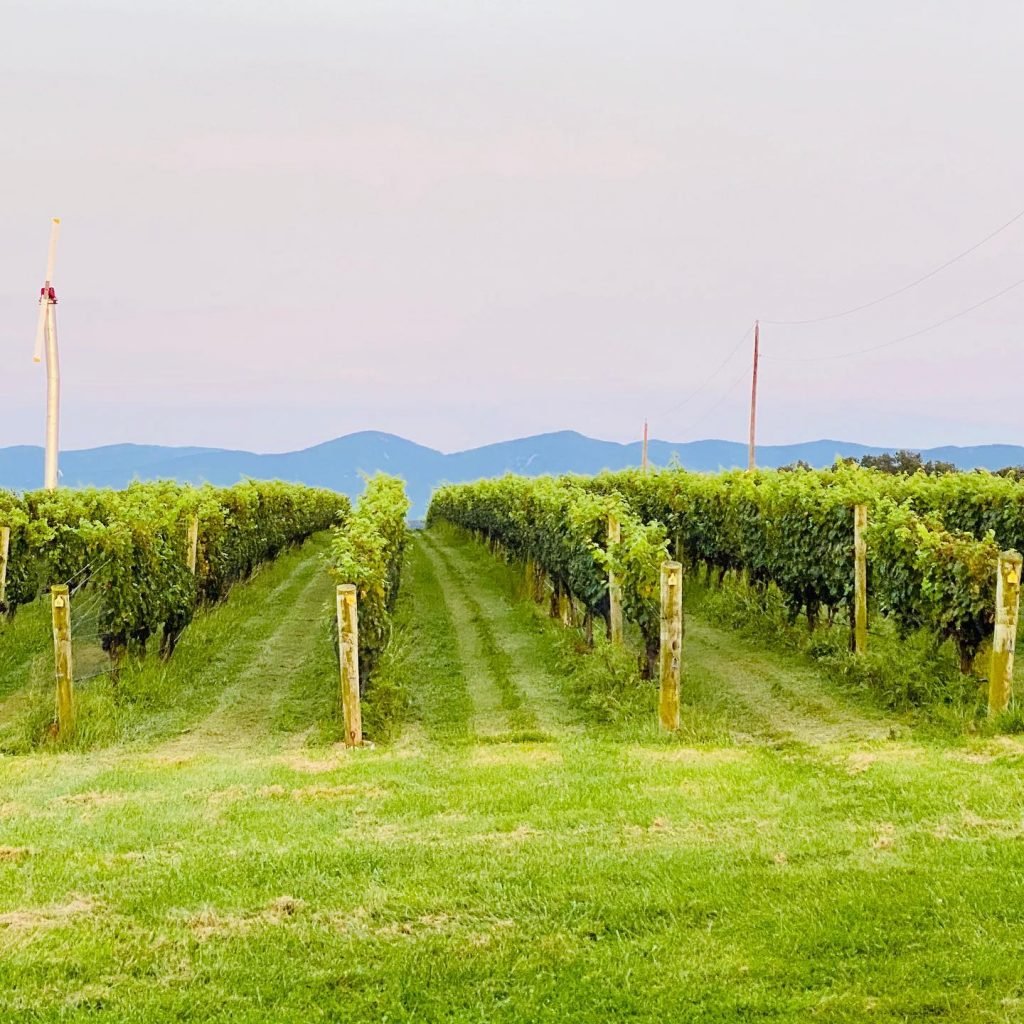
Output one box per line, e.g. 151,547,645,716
3,432,1023,517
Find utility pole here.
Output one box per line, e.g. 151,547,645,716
747,320,759,471
33,218,61,491
642,419,649,473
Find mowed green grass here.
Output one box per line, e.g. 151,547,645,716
2,530,1024,1022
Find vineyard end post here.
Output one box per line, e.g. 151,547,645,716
51,584,75,737
989,550,1022,716
186,515,200,575
854,504,868,655
337,584,362,746
659,561,683,732
608,514,623,645
0,526,9,610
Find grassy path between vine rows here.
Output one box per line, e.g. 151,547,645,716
3,529,1024,1021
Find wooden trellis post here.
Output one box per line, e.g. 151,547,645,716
51,584,74,737
0,526,9,610
559,587,574,627
608,514,623,645
186,515,199,574
659,561,683,732
989,550,1022,716
854,504,868,654
337,584,362,746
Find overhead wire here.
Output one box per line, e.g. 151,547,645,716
656,322,754,420
764,272,1024,362
763,203,1024,326
667,362,751,440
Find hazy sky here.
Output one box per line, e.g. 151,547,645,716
3,1,1023,453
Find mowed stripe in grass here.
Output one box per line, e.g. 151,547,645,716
399,535,474,743
159,563,335,752
419,532,540,740
427,527,578,734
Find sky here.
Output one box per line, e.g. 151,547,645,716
2,0,1023,454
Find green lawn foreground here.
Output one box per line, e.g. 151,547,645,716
1,530,1024,1021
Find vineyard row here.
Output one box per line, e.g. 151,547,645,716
427,467,1024,711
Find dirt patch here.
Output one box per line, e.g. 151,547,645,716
255,784,289,798
947,737,1024,765
0,895,99,936
0,845,31,862
381,913,453,937
183,896,308,940
844,747,922,775
871,823,897,851
206,784,249,805
185,908,251,940
934,811,1024,840
264,895,306,920
104,847,182,867
275,751,349,774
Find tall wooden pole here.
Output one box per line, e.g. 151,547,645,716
607,514,623,645
659,561,683,731
853,504,868,654
51,584,74,737
747,320,759,471
337,584,362,746
642,420,649,473
989,550,1022,716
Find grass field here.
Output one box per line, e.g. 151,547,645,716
2,528,1024,1021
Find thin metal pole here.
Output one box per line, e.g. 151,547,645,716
642,419,649,473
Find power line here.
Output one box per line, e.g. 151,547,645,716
669,362,751,439
763,203,1024,326
764,272,1024,362
657,323,754,419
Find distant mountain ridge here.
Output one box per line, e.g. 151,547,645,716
2,431,1022,517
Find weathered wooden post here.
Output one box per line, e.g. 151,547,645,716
337,584,362,746
186,515,199,575
989,550,1022,716
51,584,74,737
854,504,868,655
525,557,544,603
659,561,683,732
0,526,10,610
558,586,574,627
608,514,623,645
